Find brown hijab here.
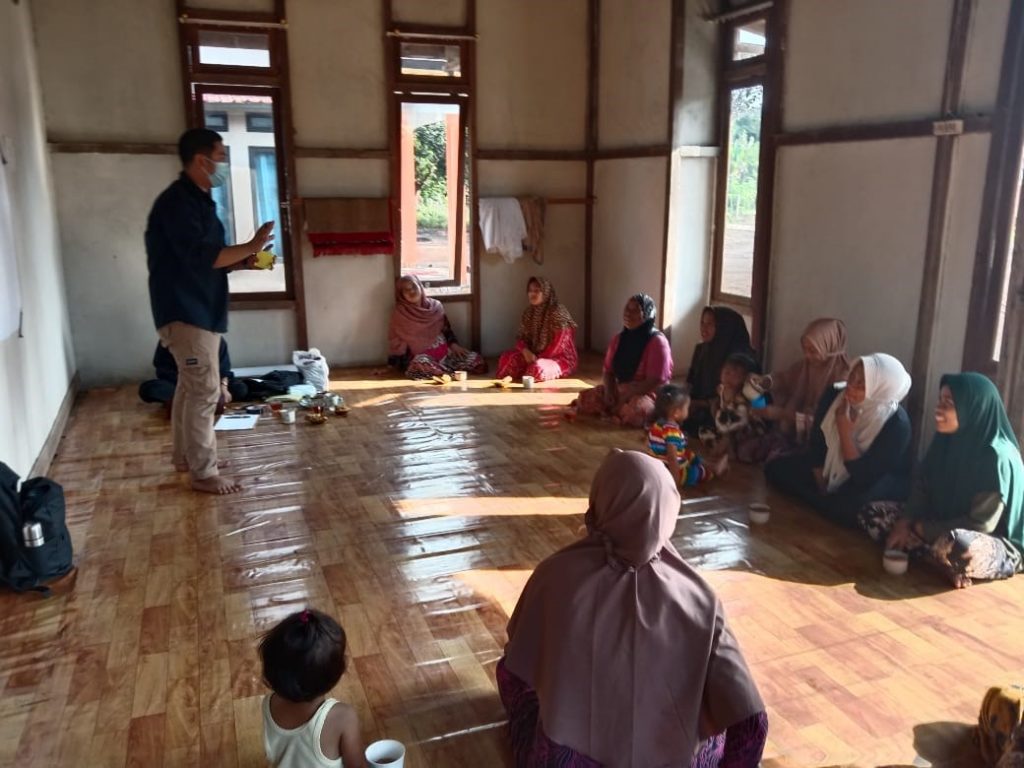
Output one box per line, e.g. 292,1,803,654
503,450,764,768
388,275,446,356
773,318,851,414
518,276,577,354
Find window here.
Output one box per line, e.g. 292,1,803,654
245,112,275,132
204,111,228,132
993,166,1024,361
399,42,463,79
398,100,471,289
390,29,475,294
711,13,770,306
732,19,766,61
196,29,271,68
178,8,296,301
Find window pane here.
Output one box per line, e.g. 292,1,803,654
732,19,766,61
720,85,763,299
400,101,471,291
205,111,228,132
400,42,462,78
203,93,286,294
197,29,270,68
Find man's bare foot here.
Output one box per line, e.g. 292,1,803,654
175,459,230,472
191,475,242,494
711,453,730,477
951,572,972,589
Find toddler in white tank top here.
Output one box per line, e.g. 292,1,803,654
260,609,364,767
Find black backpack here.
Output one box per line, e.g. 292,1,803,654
0,462,74,593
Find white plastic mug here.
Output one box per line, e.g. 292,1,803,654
454,370,468,382
522,375,535,390
280,408,296,424
365,739,406,767
882,549,909,576
748,503,771,525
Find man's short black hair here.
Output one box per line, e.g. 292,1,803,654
178,128,223,166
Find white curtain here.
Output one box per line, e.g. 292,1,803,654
0,162,21,340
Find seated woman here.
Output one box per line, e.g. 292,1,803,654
497,450,768,768
751,318,851,458
858,372,1023,589
684,306,757,435
574,293,672,428
387,274,487,380
496,276,578,382
765,353,912,527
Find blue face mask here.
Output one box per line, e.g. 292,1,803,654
207,159,230,188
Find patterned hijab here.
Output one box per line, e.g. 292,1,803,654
504,451,764,767
388,275,446,356
921,373,1023,550
776,318,852,414
518,277,576,354
611,293,658,383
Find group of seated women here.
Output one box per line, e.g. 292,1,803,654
388,274,1023,592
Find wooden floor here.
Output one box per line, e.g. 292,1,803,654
1,365,1020,768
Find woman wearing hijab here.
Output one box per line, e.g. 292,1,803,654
496,276,578,382
765,353,913,527
497,450,768,768
574,293,673,428
387,274,487,380
684,307,757,434
859,373,1023,589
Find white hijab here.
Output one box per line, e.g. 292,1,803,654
821,353,912,492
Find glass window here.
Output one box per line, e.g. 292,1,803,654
245,112,275,132
205,111,228,132
719,85,763,299
202,93,285,294
399,101,471,290
993,168,1024,361
400,42,462,78
732,19,766,61
197,29,271,68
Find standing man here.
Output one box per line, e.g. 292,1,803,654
146,128,273,494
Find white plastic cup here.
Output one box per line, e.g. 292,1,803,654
522,375,535,390
454,370,467,382
883,549,909,576
365,739,406,767
280,408,296,424
749,503,771,525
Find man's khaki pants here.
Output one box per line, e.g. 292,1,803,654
157,321,221,479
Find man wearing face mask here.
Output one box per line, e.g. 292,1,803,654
145,128,274,494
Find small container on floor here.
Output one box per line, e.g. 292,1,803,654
882,549,909,575
749,503,771,525
522,375,535,390
454,370,467,382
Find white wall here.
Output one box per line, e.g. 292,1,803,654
592,157,668,351
769,138,934,366
765,0,1008,422
0,0,75,477
477,161,587,356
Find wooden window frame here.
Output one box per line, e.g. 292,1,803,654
175,0,306,330
710,11,769,308
387,24,476,295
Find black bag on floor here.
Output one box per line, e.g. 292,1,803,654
239,370,304,398
0,462,74,593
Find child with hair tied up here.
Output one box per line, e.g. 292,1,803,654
260,609,365,768
648,384,725,487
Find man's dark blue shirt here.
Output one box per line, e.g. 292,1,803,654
145,173,228,333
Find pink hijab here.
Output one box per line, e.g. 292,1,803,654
504,450,764,768
388,275,446,356
774,317,851,415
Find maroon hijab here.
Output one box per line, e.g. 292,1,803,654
388,275,446,356
504,450,764,767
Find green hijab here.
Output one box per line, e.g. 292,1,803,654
921,373,1023,549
